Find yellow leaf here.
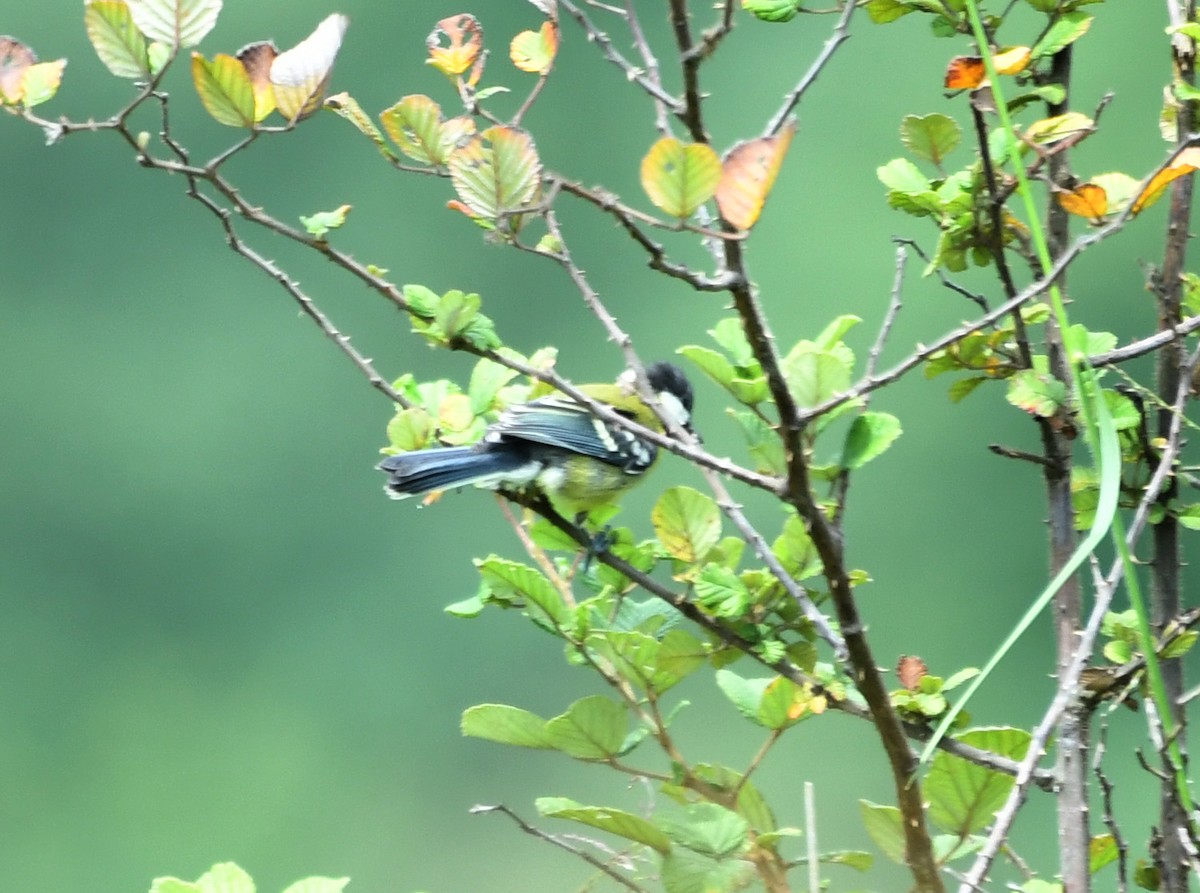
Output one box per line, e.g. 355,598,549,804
270,13,349,123
510,20,558,74
1133,148,1200,215
640,137,721,219
191,52,255,128
1025,112,1093,146
1056,183,1108,224
236,40,277,122
715,119,797,230
426,13,484,86
993,46,1031,75
19,59,66,108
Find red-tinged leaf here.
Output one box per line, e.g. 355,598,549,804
993,46,1031,74
380,94,476,166
236,40,277,121
270,13,349,122
640,137,721,219
427,13,484,86
125,0,221,49
1133,148,1200,215
1056,183,1108,224
85,1,150,79
191,52,255,127
0,36,36,103
945,56,985,90
510,20,557,74
448,126,542,226
897,655,928,691
715,120,796,230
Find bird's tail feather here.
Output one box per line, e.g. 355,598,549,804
377,447,534,499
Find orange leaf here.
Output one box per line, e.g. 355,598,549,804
427,13,484,86
993,46,1031,75
715,119,797,230
1133,148,1200,215
1056,183,1108,225
945,56,985,90
0,36,36,103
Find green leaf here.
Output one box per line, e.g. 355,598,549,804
1161,630,1198,659
679,345,736,390
709,318,755,366
866,0,917,23
731,410,785,476
901,113,961,166
85,1,150,78
817,850,873,871
1006,369,1067,418
325,92,395,160
281,879,351,893
859,800,906,864
640,137,722,218
461,703,556,749
543,695,627,760
448,125,542,227
742,0,800,22
126,0,222,48
782,346,851,409
191,53,256,128
1175,504,1200,530
660,848,754,893
652,486,721,562
1031,13,1093,60
476,555,569,627
926,727,1031,834
714,669,771,724
758,675,819,729
186,863,255,893
299,205,351,239
695,566,750,618
385,406,433,451
380,94,473,166
468,355,519,414
1090,833,1118,873
813,314,862,353
536,797,672,853
444,594,485,617
656,803,749,857
877,157,931,194
1103,390,1141,432
842,411,902,470
772,514,821,580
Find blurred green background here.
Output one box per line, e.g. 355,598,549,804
0,2,1192,891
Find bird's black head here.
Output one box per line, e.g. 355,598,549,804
646,361,694,413
646,361,695,432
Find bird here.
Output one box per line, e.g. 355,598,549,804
377,361,694,518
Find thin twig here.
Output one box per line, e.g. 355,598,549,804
472,804,652,893
764,0,856,137
559,0,686,116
